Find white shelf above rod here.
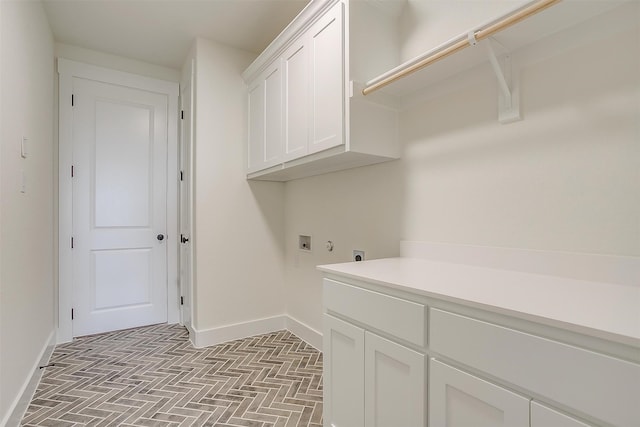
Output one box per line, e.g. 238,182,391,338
362,0,561,96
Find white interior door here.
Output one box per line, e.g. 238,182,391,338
71,77,169,337
179,73,193,330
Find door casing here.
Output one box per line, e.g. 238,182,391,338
57,59,180,343
179,59,195,334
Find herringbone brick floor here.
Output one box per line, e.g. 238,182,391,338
21,325,323,427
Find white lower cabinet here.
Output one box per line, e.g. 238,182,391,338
365,332,425,427
323,314,425,427
531,402,594,427
429,358,530,427
323,314,364,427
322,277,638,427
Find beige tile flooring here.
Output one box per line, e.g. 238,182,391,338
21,325,323,426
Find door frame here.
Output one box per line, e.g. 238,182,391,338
179,58,195,334
57,58,180,344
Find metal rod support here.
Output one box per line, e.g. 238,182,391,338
362,0,561,96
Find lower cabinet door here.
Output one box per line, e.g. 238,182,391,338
531,402,594,427
323,314,364,427
365,332,425,427
429,358,529,427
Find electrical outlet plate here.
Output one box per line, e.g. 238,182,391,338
353,250,365,262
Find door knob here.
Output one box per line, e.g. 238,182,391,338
157,234,165,241
181,235,189,244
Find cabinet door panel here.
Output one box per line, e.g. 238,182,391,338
365,332,425,427
430,308,640,427
430,359,529,427
309,2,344,154
247,80,265,173
283,38,309,161
263,62,282,165
323,314,364,427
247,61,282,173
531,402,593,427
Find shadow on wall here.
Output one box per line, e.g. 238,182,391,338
247,180,286,252
281,159,406,331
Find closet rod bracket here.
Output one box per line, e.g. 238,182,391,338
485,38,521,124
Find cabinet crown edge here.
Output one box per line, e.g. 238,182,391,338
242,0,339,83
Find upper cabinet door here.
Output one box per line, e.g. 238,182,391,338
247,79,265,173
308,1,344,155
247,61,283,173
263,61,283,167
283,37,309,161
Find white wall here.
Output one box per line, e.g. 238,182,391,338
0,1,55,424
55,43,180,82
284,161,403,332
400,5,639,255
399,0,529,62
192,38,286,336
283,3,640,333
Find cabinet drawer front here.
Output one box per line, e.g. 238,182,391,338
430,308,640,427
324,279,425,347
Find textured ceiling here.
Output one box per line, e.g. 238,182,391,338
42,0,310,69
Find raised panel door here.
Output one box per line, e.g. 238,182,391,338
429,358,530,427
247,79,265,173
263,61,283,166
309,1,344,154
365,332,425,427
72,77,168,337
531,402,594,427
247,62,282,173
283,37,309,161
323,314,364,427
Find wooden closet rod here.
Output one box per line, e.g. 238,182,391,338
362,0,561,96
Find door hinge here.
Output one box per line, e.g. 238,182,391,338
71,309,74,320
180,296,184,305
72,94,74,106
180,171,184,181
71,237,74,249
71,165,74,177
181,110,184,120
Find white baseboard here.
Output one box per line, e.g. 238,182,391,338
192,315,322,351
184,322,196,348
1,330,56,427
192,315,287,348
285,316,323,350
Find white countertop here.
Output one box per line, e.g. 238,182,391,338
318,257,640,347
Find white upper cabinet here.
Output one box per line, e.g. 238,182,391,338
247,61,283,173
282,37,309,161
247,79,265,173
242,0,401,181
308,2,344,155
